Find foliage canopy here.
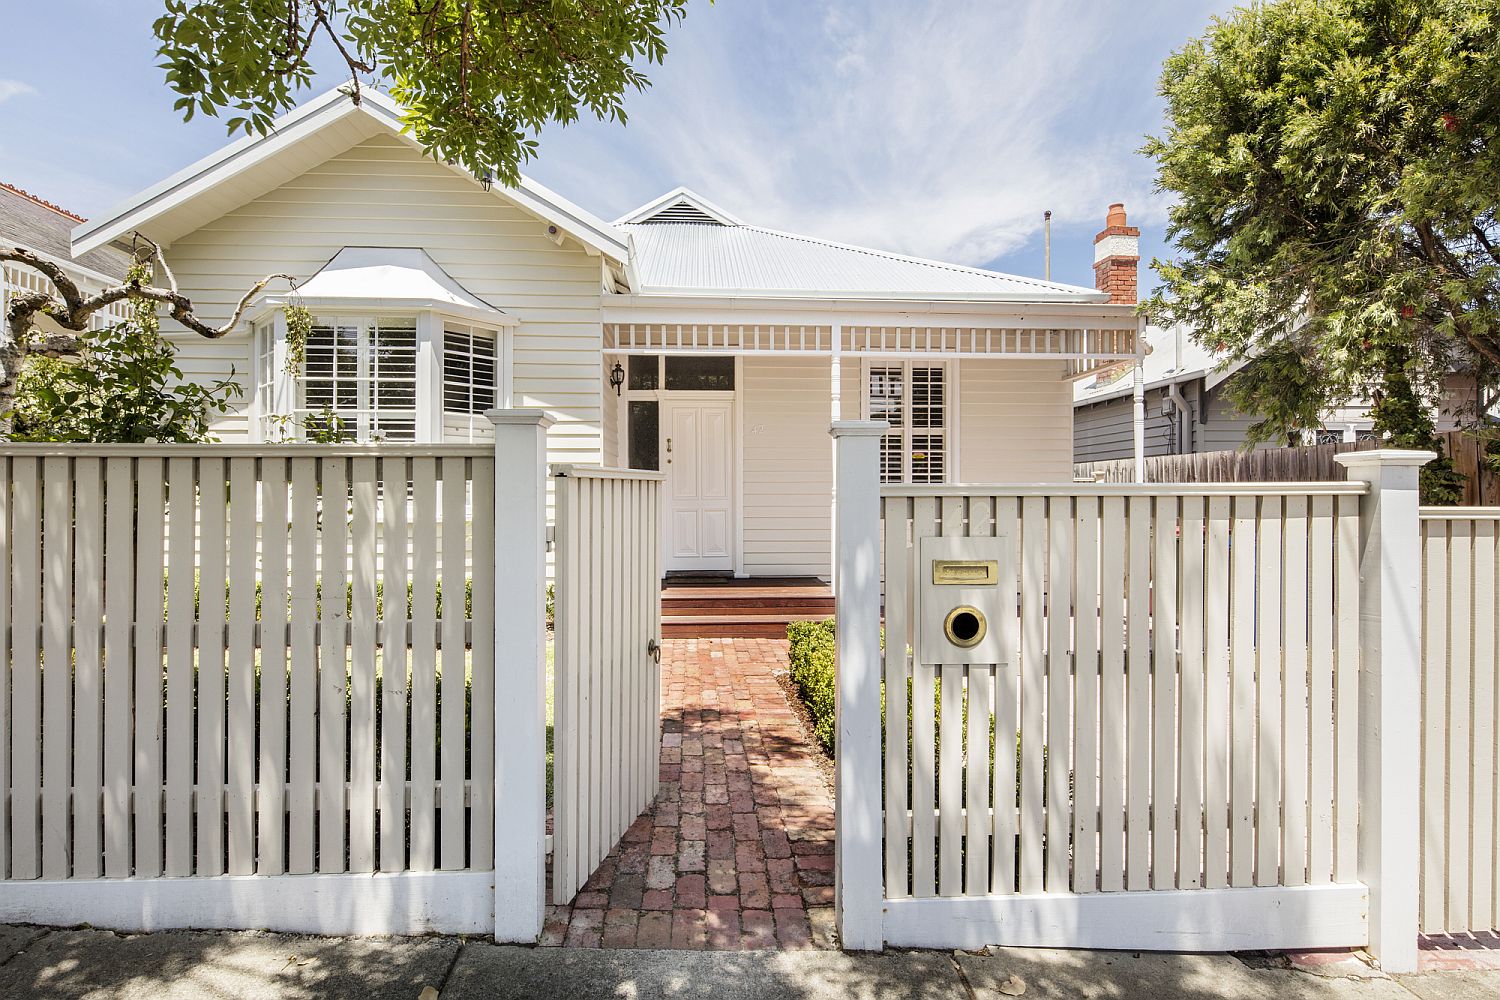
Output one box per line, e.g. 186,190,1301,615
1144,0,1500,455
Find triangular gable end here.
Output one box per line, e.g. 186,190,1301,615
71,86,629,263
617,187,742,226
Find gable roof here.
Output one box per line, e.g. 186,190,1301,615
616,187,743,226
2,182,132,282
619,219,1108,302
70,87,628,262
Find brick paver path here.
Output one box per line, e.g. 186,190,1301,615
540,637,836,950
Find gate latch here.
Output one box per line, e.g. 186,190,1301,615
647,638,662,664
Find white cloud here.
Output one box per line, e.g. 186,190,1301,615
532,0,1228,271
0,79,36,105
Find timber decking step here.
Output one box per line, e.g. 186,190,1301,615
661,613,830,639
659,577,834,638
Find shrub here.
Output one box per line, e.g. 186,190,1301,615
787,618,836,753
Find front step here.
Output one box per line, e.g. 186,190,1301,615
660,577,833,639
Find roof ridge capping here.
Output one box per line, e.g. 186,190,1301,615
2,181,86,223
617,186,743,226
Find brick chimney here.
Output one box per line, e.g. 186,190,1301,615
1093,202,1140,305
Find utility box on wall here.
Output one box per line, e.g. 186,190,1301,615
915,535,1007,665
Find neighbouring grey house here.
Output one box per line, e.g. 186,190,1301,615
1,181,133,331
1072,324,1472,465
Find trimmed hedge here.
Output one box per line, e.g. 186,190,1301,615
787,619,836,753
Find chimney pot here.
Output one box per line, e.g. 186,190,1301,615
1106,203,1128,228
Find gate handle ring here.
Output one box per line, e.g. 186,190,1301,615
647,639,662,664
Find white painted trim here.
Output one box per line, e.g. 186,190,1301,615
734,354,746,578
882,884,1369,952
881,482,1369,498
416,312,440,442
603,298,1134,327
0,870,492,936
72,87,628,262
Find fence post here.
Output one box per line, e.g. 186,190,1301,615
831,419,887,951
488,408,554,942
1333,449,1434,972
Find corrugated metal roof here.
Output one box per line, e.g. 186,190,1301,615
1,183,132,281
621,221,1107,302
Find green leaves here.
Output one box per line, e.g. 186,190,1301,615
1145,0,1500,450
155,0,697,185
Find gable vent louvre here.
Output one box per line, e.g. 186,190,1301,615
641,200,726,225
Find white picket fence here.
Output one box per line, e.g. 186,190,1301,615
875,484,1367,948
1420,507,1500,936
551,465,664,903
0,442,512,934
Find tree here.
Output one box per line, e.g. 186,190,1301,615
3,0,697,435
155,0,691,186
1144,0,1500,494
11,265,241,443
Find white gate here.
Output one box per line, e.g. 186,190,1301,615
551,465,664,902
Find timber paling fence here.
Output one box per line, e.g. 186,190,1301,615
1076,431,1500,505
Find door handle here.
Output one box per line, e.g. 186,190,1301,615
666,437,672,464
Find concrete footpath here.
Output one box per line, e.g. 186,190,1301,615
3,924,1500,999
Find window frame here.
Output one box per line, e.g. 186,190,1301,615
860,359,954,485
252,307,510,443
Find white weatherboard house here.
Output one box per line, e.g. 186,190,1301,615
71,87,1142,580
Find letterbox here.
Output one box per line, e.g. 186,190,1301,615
916,535,1006,665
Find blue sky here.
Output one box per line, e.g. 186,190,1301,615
0,0,1237,292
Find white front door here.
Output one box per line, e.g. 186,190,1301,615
663,399,734,572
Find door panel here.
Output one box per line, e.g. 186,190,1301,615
664,400,734,571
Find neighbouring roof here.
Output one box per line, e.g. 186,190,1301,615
255,246,516,325
1073,323,1233,405
617,190,1108,302
71,87,628,263
1,182,132,282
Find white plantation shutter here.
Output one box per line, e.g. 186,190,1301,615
442,324,498,440
300,317,418,441
866,362,950,484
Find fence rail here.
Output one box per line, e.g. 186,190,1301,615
0,448,496,886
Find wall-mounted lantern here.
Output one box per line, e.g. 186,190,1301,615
609,361,625,397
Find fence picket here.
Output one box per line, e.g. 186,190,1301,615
72,458,104,879
1072,496,1100,893
0,458,8,880
41,456,73,878
380,457,410,873
884,496,911,898
992,496,1020,894
227,458,257,876
1019,496,1047,894
1203,497,1231,890
1125,496,1151,891
1256,497,1284,887
259,459,289,876
1282,494,1310,888
1308,497,1336,886
1098,497,1127,892
1046,497,1073,892
288,458,318,874
939,496,965,896
133,460,165,878
910,496,938,897
439,457,467,870
409,458,439,873
1472,519,1497,931
102,458,133,878
319,456,350,873
9,459,39,880
164,457,195,877
1151,496,1179,890
1229,495,1257,888
1448,518,1474,927
1177,496,1206,890
470,457,496,871
965,496,994,897
196,458,227,876
1333,494,1360,884
348,458,378,873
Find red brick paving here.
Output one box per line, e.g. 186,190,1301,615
541,637,835,951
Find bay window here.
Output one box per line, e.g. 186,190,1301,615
865,361,951,484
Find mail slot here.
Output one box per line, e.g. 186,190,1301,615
917,536,1006,665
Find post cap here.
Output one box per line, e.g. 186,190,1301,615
486,408,555,429
829,420,889,438
1333,449,1437,470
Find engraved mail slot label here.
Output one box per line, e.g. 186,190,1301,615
931,560,999,586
